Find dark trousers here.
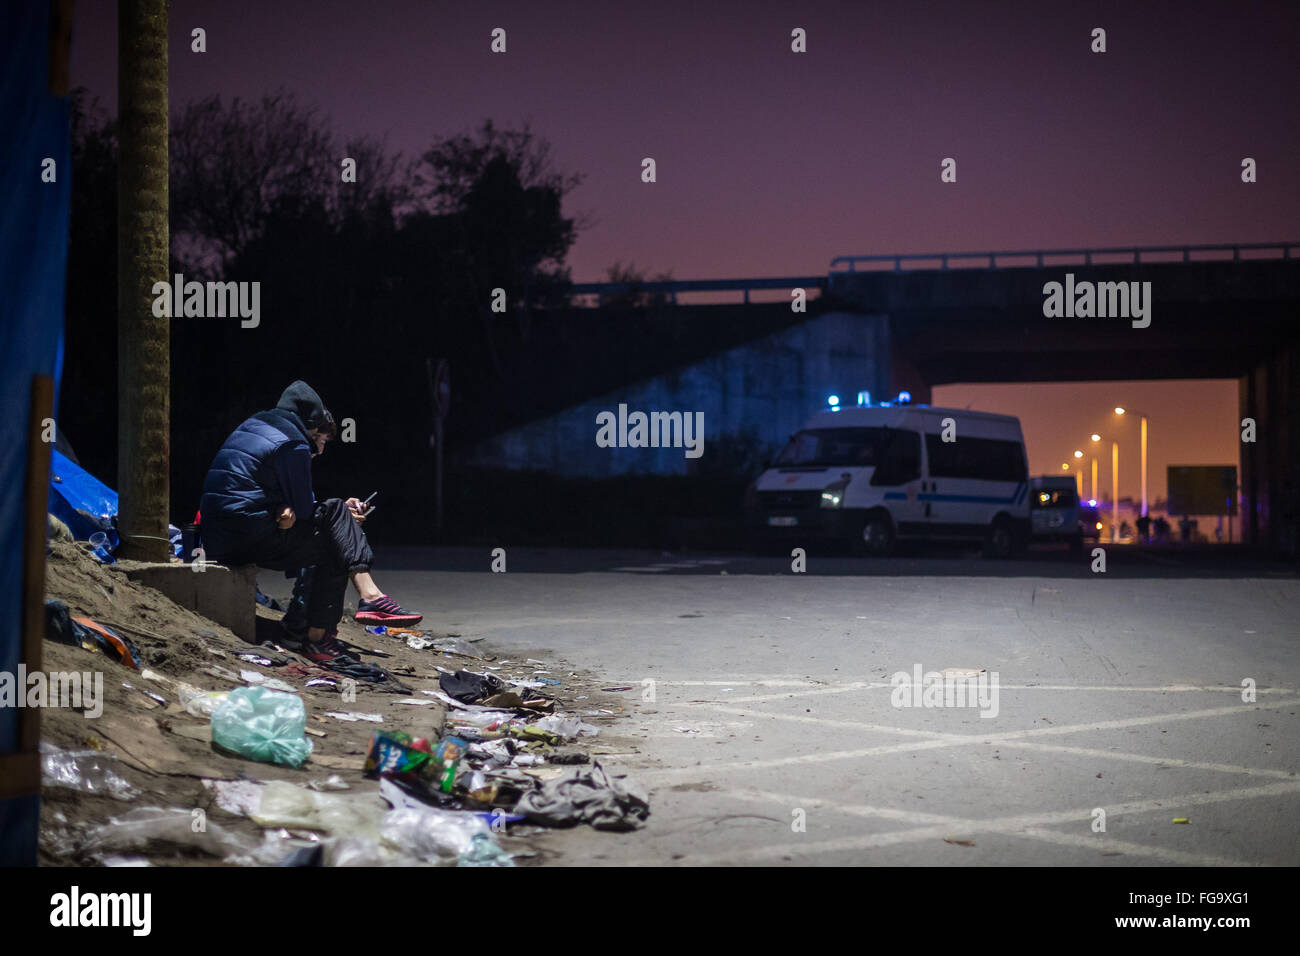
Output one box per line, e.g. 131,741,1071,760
223,498,373,631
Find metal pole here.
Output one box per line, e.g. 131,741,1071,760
1112,441,1120,543
1091,457,1098,501
1140,416,1148,517
435,417,443,533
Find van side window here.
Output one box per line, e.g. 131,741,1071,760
925,434,1026,482
871,430,921,485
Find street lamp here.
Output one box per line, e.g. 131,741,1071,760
1114,407,1149,518
1089,434,1102,503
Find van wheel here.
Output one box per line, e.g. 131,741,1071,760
984,517,1014,559
856,512,895,557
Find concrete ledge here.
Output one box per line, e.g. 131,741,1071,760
112,561,258,641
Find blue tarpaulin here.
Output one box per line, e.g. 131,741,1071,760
0,0,72,865
48,449,119,547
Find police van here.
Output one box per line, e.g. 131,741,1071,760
745,398,1031,556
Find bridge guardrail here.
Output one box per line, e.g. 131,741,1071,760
829,242,1299,273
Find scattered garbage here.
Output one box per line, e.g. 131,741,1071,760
381,805,490,862
240,669,297,693
421,689,470,709
82,807,254,860
44,600,140,669
1172,817,1190,824
406,636,437,650
364,732,436,780
177,683,230,718
549,750,591,765
515,761,650,831
252,780,387,837
439,669,509,704
324,711,384,723
203,778,265,816
211,686,313,767
434,737,469,792
42,746,137,801
458,831,516,867
532,714,600,739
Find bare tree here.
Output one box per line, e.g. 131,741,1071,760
170,92,402,276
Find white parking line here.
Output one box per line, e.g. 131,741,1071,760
716,682,1296,706
640,697,1300,778
679,780,1300,865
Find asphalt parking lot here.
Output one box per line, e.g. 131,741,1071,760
373,545,1300,865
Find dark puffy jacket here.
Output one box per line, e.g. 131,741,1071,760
198,382,328,560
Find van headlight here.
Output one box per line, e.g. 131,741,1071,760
820,477,850,509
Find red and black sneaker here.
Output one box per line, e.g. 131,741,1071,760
354,595,423,626
301,631,356,664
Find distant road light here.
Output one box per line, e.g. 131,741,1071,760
1114,407,1126,416
1073,450,1083,458
1091,433,1101,442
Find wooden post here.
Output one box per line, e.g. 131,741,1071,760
0,376,56,803
117,0,170,560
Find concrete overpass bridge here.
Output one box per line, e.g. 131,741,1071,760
487,243,1299,552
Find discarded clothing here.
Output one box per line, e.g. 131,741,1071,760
324,658,412,694
44,600,141,669
514,761,649,831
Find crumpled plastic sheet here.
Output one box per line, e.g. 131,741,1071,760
80,807,253,860
531,714,600,739
381,807,489,861
251,780,387,838
177,683,229,718
514,761,650,831
42,747,137,801
459,832,515,867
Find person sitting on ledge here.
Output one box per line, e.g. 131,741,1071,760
197,380,423,662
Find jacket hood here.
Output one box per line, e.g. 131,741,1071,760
275,381,332,433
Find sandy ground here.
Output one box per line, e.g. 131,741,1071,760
36,541,635,866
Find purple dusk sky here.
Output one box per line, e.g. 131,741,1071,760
68,1,1298,506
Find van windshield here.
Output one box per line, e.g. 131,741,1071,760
775,428,890,467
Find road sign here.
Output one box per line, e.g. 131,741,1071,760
1167,465,1237,516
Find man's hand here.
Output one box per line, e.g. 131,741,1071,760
277,507,296,530
345,497,367,524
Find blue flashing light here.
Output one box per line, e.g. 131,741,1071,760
856,390,871,407
827,394,840,408
1088,499,1097,507
897,391,912,405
